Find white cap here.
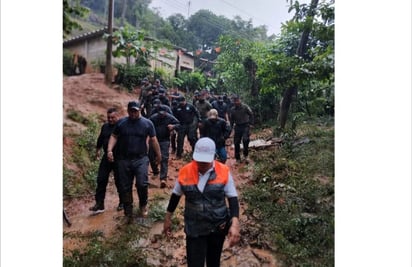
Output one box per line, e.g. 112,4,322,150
193,137,216,163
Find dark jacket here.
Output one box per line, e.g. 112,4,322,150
149,113,180,142
96,123,116,154
202,118,231,148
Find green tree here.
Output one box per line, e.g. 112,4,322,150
63,0,89,38
278,0,320,129
213,36,254,95
106,26,147,66
255,0,334,125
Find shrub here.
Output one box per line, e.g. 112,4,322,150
63,49,75,76
63,114,101,197
114,64,152,91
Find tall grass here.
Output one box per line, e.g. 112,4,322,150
243,118,334,266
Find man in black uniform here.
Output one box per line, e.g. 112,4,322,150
173,96,200,159
107,101,161,223
170,99,179,154
89,108,123,214
211,96,230,122
149,106,180,188
150,98,172,116
140,78,153,117
230,95,254,164
194,91,213,137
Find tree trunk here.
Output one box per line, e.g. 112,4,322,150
278,0,318,129
279,86,297,129
104,0,114,85
250,63,258,96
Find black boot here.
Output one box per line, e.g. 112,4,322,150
89,202,105,214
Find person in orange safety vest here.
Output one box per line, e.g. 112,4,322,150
163,137,240,267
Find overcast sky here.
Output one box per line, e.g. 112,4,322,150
149,0,310,35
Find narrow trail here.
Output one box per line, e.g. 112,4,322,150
63,73,278,266
63,141,279,267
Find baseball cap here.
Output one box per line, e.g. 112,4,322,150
208,109,218,119
158,106,167,115
127,101,141,111
193,137,216,163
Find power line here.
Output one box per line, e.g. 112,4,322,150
155,0,187,16
220,0,272,27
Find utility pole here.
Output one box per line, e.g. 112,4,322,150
187,1,191,18
105,0,114,85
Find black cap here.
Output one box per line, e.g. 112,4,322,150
177,96,185,102
153,98,161,105
127,101,141,110
158,106,167,114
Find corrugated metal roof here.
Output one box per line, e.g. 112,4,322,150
63,27,193,58
63,27,115,46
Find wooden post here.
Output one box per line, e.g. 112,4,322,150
105,0,114,85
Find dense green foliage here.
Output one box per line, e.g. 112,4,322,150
211,0,334,126
243,118,334,266
63,113,100,197
63,0,89,38
63,49,75,76
114,64,152,91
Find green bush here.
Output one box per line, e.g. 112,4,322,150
63,49,75,76
63,115,101,197
176,71,206,93
114,64,152,91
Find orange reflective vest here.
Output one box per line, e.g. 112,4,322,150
178,160,230,237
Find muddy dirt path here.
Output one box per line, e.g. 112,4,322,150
63,142,278,267
63,73,278,266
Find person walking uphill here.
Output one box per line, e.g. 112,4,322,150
163,137,241,267
230,95,254,164
107,101,161,223
89,108,123,214
201,109,231,164
149,106,180,188
173,96,200,159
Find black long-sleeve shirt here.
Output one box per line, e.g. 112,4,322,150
230,103,254,128
174,103,200,125
149,113,180,142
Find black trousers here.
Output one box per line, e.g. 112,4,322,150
116,157,149,217
95,155,121,204
176,123,197,157
186,232,226,267
233,124,250,160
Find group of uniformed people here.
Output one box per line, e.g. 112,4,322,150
88,77,253,266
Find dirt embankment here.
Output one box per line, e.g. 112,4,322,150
63,73,279,267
